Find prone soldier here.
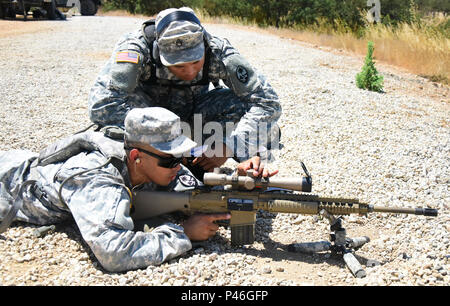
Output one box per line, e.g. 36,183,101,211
0,107,272,272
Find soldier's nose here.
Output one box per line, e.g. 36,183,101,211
186,68,197,78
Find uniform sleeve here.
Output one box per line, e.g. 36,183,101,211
60,162,192,273
218,39,282,161
88,32,148,128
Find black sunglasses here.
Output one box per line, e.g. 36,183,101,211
126,147,182,169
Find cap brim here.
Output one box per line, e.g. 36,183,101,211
160,43,205,66
151,135,197,157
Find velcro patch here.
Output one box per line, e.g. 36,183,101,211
116,51,140,64
179,174,198,188
236,65,249,83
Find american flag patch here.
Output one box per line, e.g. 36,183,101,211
116,51,139,64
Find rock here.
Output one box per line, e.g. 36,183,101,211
262,267,272,274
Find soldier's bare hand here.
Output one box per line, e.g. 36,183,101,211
182,213,231,241
192,143,231,172
192,155,228,172
237,156,279,178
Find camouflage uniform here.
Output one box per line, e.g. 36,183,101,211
88,7,281,162
0,108,200,272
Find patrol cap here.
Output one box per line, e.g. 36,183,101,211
124,107,197,156
155,7,205,66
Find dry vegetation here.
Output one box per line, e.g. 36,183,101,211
3,7,447,85
194,10,450,86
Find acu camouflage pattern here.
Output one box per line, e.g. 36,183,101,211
157,22,205,66
36,130,126,166
0,131,195,272
156,10,205,66
88,26,281,161
124,107,197,156
157,22,203,54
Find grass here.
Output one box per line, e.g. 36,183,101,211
99,8,450,86
196,10,449,86
362,18,449,85
302,21,448,85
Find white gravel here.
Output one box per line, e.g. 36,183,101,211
0,15,449,286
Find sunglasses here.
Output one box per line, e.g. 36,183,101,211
126,147,182,169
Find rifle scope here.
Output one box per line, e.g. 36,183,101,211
203,173,312,192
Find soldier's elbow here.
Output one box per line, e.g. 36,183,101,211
92,248,137,273
265,100,282,122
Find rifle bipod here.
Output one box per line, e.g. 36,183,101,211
287,209,370,278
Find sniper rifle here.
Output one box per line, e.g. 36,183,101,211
131,163,438,278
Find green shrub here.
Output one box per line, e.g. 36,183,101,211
356,41,384,92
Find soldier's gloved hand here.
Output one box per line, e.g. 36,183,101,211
182,213,231,241
237,156,279,178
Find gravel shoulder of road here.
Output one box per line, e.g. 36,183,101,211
0,16,448,286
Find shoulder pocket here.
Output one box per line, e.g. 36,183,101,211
109,50,144,93
104,187,134,231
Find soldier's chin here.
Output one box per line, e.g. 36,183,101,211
154,176,175,186
180,75,196,81
163,174,177,185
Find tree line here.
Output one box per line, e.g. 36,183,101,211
103,0,449,33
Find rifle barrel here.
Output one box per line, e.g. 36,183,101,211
371,205,438,216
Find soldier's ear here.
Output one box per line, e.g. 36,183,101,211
129,149,140,161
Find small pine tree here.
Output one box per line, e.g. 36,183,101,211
356,41,384,92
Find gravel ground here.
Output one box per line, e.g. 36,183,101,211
0,15,449,286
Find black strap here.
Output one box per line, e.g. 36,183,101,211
156,11,202,37
142,19,156,45
58,158,114,207
198,42,212,86
0,180,37,234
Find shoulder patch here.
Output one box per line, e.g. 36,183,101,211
116,51,140,64
236,65,249,83
223,54,261,96
179,174,198,188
